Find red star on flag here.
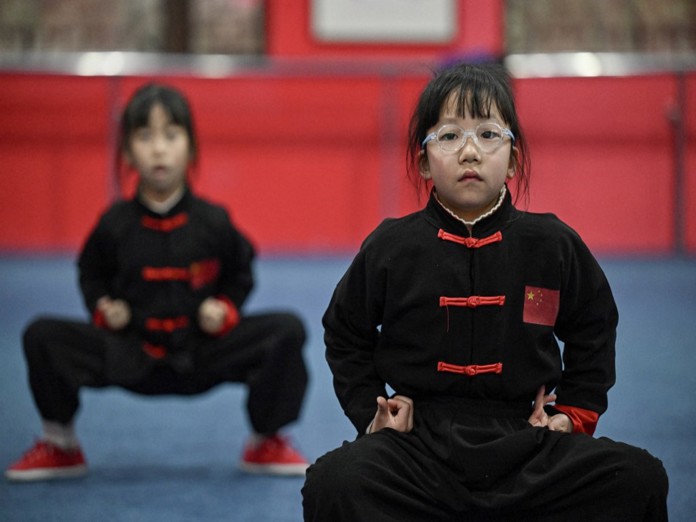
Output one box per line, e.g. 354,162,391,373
523,286,560,326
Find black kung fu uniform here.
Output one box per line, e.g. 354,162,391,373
303,189,668,521
23,188,307,435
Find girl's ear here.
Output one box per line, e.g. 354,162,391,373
418,150,432,180
507,146,519,179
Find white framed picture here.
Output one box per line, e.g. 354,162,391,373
311,0,457,43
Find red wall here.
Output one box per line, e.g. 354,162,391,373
517,74,682,254
1,71,691,256
0,76,112,252
0,0,693,256
685,74,696,252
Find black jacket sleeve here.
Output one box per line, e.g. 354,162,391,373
323,234,389,435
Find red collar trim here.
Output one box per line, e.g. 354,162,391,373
141,212,188,232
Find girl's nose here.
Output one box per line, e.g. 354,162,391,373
458,136,480,162
152,135,167,152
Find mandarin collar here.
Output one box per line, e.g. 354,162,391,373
423,186,517,237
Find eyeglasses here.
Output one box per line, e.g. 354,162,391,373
421,123,515,153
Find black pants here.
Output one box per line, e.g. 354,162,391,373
23,313,308,435
302,398,668,521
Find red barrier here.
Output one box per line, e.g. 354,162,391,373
516,75,678,253
0,71,692,255
0,75,112,251
685,74,696,252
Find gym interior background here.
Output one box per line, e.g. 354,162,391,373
1,1,695,521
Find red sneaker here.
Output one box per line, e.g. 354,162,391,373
240,435,309,476
5,440,87,482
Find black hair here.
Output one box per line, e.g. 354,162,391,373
116,83,198,187
407,62,530,204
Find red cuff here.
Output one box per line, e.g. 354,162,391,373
215,296,240,336
554,404,600,436
92,309,108,329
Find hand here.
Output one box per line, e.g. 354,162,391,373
528,385,573,433
97,296,131,330
198,297,227,335
368,395,414,434
547,412,573,433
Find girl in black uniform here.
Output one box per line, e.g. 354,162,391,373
6,83,309,481
302,62,668,520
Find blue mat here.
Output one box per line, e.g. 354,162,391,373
1,255,694,521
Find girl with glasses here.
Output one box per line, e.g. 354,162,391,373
303,62,668,520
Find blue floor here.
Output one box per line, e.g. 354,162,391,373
1,255,695,521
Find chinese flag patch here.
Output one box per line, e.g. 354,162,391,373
523,286,560,326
